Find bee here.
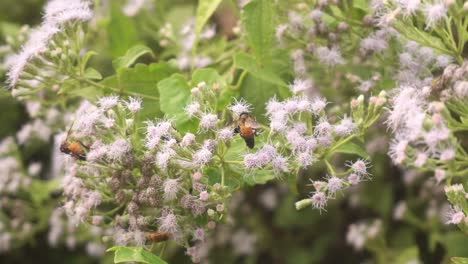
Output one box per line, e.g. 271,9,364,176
147,231,170,243
233,112,261,149
60,123,87,160
430,74,450,94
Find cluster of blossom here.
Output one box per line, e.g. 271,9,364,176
258,89,386,212
444,184,468,232
0,137,42,252
60,92,239,263
387,60,468,184
275,3,350,72
380,0,467,30
274,0,403,94
395,41,453,87
6,0,92,97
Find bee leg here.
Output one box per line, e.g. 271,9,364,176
233,126,240,134
77,140,90,150
253,128,263,136
76,153,87,161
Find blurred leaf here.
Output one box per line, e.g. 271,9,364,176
205,167,240,192
218,88,239,111
329,141,369,159
191,68,225,86
191,67,235,111
329,5,344,17
100,63,176,121
244,170,276,185
0,91,24,138
83,67,103,80
29,179,59,205
452,257,468,264
442,232,468,258
274,195,321,228
353,0,369,11
242,0,274,64
108,3,139,57
321,13,338,28
107,246,167,264
194,0,222,50
0,22,21,37
81,51,98,72
112,44,154,71
69,86,104,101
234,52,287,87
393,247,419,264
360,178,393,218
157,74,197,132
166,5,195,34
392,20,451,56
240,74,276,124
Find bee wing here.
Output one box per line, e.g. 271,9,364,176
244,117,259,128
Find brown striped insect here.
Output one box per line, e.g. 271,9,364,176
234,112,261,149
60,123,87,161
147,231,170,243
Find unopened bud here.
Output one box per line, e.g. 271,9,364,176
207,209,215,217
191,88,199,95
295,198,313,210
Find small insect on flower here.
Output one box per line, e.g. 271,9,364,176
60,122,88,160
233,112,261,149
146,231,170,243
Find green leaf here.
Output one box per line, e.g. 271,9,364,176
108,2,139,57
329,5,344,17
392,20,452,56
244,170,276,185
461,116,468,125
321,13,338,28
29,179,59,205
234,53,287,87
107,246,167,264
205,167,241,192
194,0,223,50
112,44,154,71
329,141,369,159
191,68,225,87
68,86,104,101
442,231,468,258
353,0,369,11
452,257,468,264
242,0,274,64
100,63,176,121
393,247,419,264
157,74,197,132
83,67,103,80
81,50,98,72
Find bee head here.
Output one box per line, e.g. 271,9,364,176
239,112,250,120
59,142,70,153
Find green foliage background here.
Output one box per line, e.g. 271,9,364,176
0,0,467,263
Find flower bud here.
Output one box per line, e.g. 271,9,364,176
295,198,313,210
207,209,215,217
